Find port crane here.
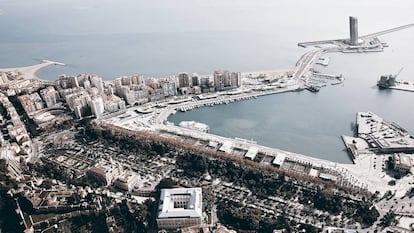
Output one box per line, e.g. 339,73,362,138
377,67,404,88
393,67,404,78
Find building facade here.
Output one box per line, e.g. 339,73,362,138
178,72,190,88
349,16,359,45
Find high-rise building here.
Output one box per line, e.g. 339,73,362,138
214,70,239,91
131,75,144,85
230,72,241,87
349,16,359,45
178,72,190,88
40,86,60,108
191,73,200,86
90,96,104,118
214,70,224,91
161,82,177,97
90,75,104,94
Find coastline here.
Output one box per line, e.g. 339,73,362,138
0,60,65,80
3,22,414,196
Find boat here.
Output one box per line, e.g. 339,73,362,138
135,107,153,114
306,86,320,93
155,102,168,108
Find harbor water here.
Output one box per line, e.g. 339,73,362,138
1,0,414,163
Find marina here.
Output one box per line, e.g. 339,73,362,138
2,1,414,232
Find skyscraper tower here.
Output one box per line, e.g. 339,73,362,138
349,16,359,45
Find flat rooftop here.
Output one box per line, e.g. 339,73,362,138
356,111,414,152
272,153,287,166
158,188,202,219
244,146,258,160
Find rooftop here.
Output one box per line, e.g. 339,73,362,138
158,188,202,219
272,153,287,166
244,147,258,160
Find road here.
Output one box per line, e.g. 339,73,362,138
361,23,414,39
293,47,337,80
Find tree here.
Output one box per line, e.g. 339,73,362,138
0,159,7,174
67,192,81,205
379,211,397,227
354,202,379,227
0,191,25,233
313,189,342,215
156,178,179,190
39,179,53,189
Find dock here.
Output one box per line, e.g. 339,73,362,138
387,81,414,92
316,57,330,66
341,135,369,164
356,112,414,153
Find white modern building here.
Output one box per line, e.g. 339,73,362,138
90,96,104,118
157,188,203,229
244,147,259,160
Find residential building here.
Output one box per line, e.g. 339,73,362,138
90,96,104,118
178,72,190,88
40,86,60,108
161,81,177,97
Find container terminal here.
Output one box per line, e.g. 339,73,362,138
342,112,414,163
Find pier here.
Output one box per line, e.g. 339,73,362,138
298,22,414,53
360,23,414,39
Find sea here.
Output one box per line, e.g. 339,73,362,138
1,0,414,163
